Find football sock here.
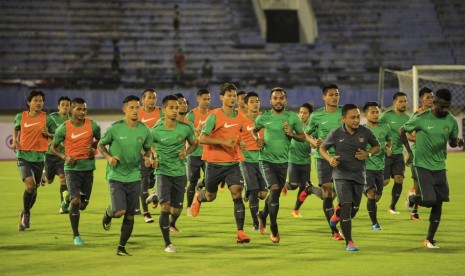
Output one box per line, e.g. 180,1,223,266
262,194,270,218
340,203,352,243
323,198,337,233
412,203,419,215
23,190,34,214
69,202,80,238
119,217,134,247
390,183,402,209
248,190,259,226
30,189,38,209
170,213,179,227
426,201,442,241
233,198,245,230
367,198,378,225
294,186,305,210
159,211,171,246
186,180,197,207
351,205,359,219
269,189,281,235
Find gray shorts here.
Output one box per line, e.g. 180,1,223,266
243,162,266,192
156,174,187,209
288,162,310,188
17,158,44,186
259,161,288,189
384,153,405,180
65,170,93,202
205,162,244,193
45,153,65,180
334,179,364,207
108,180,140,215
187,155,205,182
416,167,449,203
364,169,384,195
315,158,333,185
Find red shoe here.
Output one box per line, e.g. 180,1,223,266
333,232,344,241
270,232,280,243
329,205,341,227
299,189,308,202
236,230,251,243
281,187,288,196
191,192,201,217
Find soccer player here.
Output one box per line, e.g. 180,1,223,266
99,95,153,256
240,92,267,231
301,84,344,240
174,93,189,123
379,92,410,214
399,89,463,249
253,87,305,243
51,98,101,245
151,95,197,253
138,89,163,223
320,103,380,251
185,89,211,216
363,102,392,230
44,96,71,213
12,90,54,231
191,83,251,244
236,90,247,115
405,87,434,220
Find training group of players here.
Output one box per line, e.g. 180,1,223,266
12,83,463,254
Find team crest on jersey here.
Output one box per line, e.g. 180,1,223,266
178,135,183,141
137,137,143,143
359,137,365,143
380,133,385,138
444,126,449,132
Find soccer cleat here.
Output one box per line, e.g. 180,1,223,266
18,211,25,231
281,187,288,196
191,192,201,217
186,207,192,217
102,208,112,231
61,190,70,213
257,211,266,234
164,244,178,253
423,240,439,249
237,230,251,243
73,236,84,246
346,241,359,251
144,213,154,223
170,226,182,233
299,188,309,202
292,210,302,218
117,247,132,256
146,193,159,209
333,232,344,241
405,188,416,211
329,205,341,227
22,212,30,228
252,225,259,232
59,207,69,214
270,232,280,243
388,208,400,215
411,213,421,220
372,223,382,230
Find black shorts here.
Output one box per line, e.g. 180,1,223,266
243,162,266,192
156,174,187,209
65,170,93,203
187,155,205,182
108,180,140,215
416,167,449,203
288,163,310,187
315,158,333,185
17,158,44,186
364,169,384,195
384,153,405,180
259,161,288,189
45,153,65,180
334,179,364,207
204,162,244,193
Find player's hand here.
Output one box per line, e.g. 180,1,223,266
223,137,235,147
385,146,392,157
152,159,159,168
88,147,96,157
108,156,119,167
355,148,368,160
179,149,187,159
405,151,413,167
283,121,292,136
64,155,76,166
458,138,464,148
255,138,264,149
143,157,151,167
41,126,51,138
315,138,323,148
11,141,19,152
329,156,340,167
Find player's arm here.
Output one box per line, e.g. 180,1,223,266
88,122,101,156
51,125,75,165
185,138,198,156
97,127,118,166
319,132,338,167
448,121,463,148
11,114,21,152
398,126,413,166
199,114,233,147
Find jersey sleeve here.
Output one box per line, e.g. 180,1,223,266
91,121,101,140
143,126,153,150
291,112,303,133
53,124,66,145
403,115,421,133
14,113,22,131
99,124,114,145
186,111,195,124
321,128,336,150
46,115,56,133
201,113,216,135
253,114,264,132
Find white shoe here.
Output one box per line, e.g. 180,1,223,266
164,244,178,253
424,240,439,249
388,208,400,215
186,207,192,217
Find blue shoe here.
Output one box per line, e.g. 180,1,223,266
372,223,382,230
73,236,84,246
346,241,359,251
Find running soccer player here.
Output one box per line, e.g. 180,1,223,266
12,90,54,231
253,87,305,243
399,89,463,249
236,90,247,115
363,101,392,230
99,95,153,256
321,103,380,251
51,98,101,245
379,92,410,214
191,83,251,244
174,93,190,123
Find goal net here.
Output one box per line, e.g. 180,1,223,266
379,65,465,115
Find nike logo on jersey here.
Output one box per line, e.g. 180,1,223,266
119,136,127,139
71,132,88,139
198,119,206,126
265,122,273,125
246,126,254,131
141,117,156,123
161,138,168,141
391,121,396,124
321,121,328,125
224,122,238,128
427,126,434,129
24,122,40,128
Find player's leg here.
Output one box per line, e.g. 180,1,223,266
169,175,187,234
186,156,202,215
156,175,176,251
334,180,357,251
293,164,310,216
191,162,222,216
243,162,259,230
117,180,139,256
65,171,84,245
226,163,250,243
365,170,381,229
17,159,42,231
388,154,405,214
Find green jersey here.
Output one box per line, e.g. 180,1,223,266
379,109,410,154
289,121,311,165
46,112,70,154
152,119,195,176
305,106,343,159
364,123,391,170
403,110,458,170
255,110,303,164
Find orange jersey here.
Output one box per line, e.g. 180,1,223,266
202,109,245,163
190,107,211,131
64,119,95,160
241,115,264,151
19,111,48,152
138,106,161,129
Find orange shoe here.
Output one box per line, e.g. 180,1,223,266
411,213,421,220
333,232,344,241
237,230,251,243
270,232,280,243
191,192,201,217
292,210,302,218
170,226,182,233
299,189,309,202
281,187,288,196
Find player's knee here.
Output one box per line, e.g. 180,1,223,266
383,179,390,186
258,191,267,200
171,208,182,217
351,205,359,218
420,199,436,208
375,194,382,202
123,217,134,227
366,189,376,199
393,175,404,183
160,202,171,212
286,182,299,190
114,210,126,218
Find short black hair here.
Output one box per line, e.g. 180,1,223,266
301,103,313,113
244,92,259,104
393,92,407,100
27,90,45,102
220,83,238,96
237,91,246,97
342,103,358,117
197,88,210,96
363,101,379,113
270,87,286,99
435,89,452,101
419,87,433,98
57,96,71,105
174,93,185,99
71,97,86,106
123,95,140,104
162,94,179,107
141,89,156,98
322,84,338,95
